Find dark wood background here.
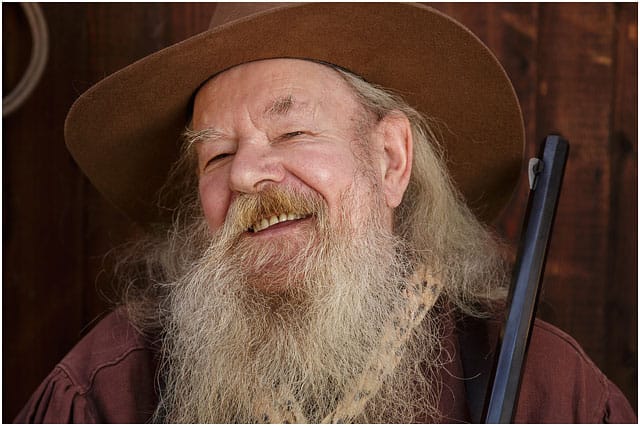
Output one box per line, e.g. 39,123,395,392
3,3,637,421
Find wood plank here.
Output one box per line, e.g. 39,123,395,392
3,4,89,421
534,2,615,371
606,2,638,409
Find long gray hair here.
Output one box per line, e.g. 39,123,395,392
333,67,509,317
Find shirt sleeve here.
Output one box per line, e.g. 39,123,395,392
602,379,637,424
515,320,637,423
13,366,97,423
13,309,159,424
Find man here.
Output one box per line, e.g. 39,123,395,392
15,4,635,423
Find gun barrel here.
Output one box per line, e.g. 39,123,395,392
483,135,569,423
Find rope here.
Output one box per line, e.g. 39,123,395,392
3,3,49,117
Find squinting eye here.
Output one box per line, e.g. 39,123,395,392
206,153,232,166
283,131,304,139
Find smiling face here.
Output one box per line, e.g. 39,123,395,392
189,59,412,290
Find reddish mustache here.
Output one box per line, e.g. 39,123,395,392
223,187,325,233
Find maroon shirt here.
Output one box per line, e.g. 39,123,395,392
15,309,636,423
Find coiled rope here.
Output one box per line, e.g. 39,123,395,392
3,3,49,117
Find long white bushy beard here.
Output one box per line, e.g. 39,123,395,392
153,183,443,423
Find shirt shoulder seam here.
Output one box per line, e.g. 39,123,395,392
58,344,150,396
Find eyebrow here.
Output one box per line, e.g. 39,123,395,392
263,94,297,117
182,127,227,149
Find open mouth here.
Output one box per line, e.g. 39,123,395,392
249,213,310,233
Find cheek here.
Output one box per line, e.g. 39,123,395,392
291,148,362,212
198,174,231,232
304,150,390,228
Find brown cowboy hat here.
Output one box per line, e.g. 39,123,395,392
65,3,524,226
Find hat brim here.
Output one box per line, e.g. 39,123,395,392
65,3,524,225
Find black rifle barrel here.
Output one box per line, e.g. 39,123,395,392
483,135,569,423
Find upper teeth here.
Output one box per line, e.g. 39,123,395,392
251,213,305,232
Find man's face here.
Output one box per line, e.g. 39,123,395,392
192,59,394,238
156,60,437,423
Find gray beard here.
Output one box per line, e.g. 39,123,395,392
152,188,443,423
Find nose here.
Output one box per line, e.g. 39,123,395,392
228,141,285,194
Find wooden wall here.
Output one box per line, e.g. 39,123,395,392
3,3,636,420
